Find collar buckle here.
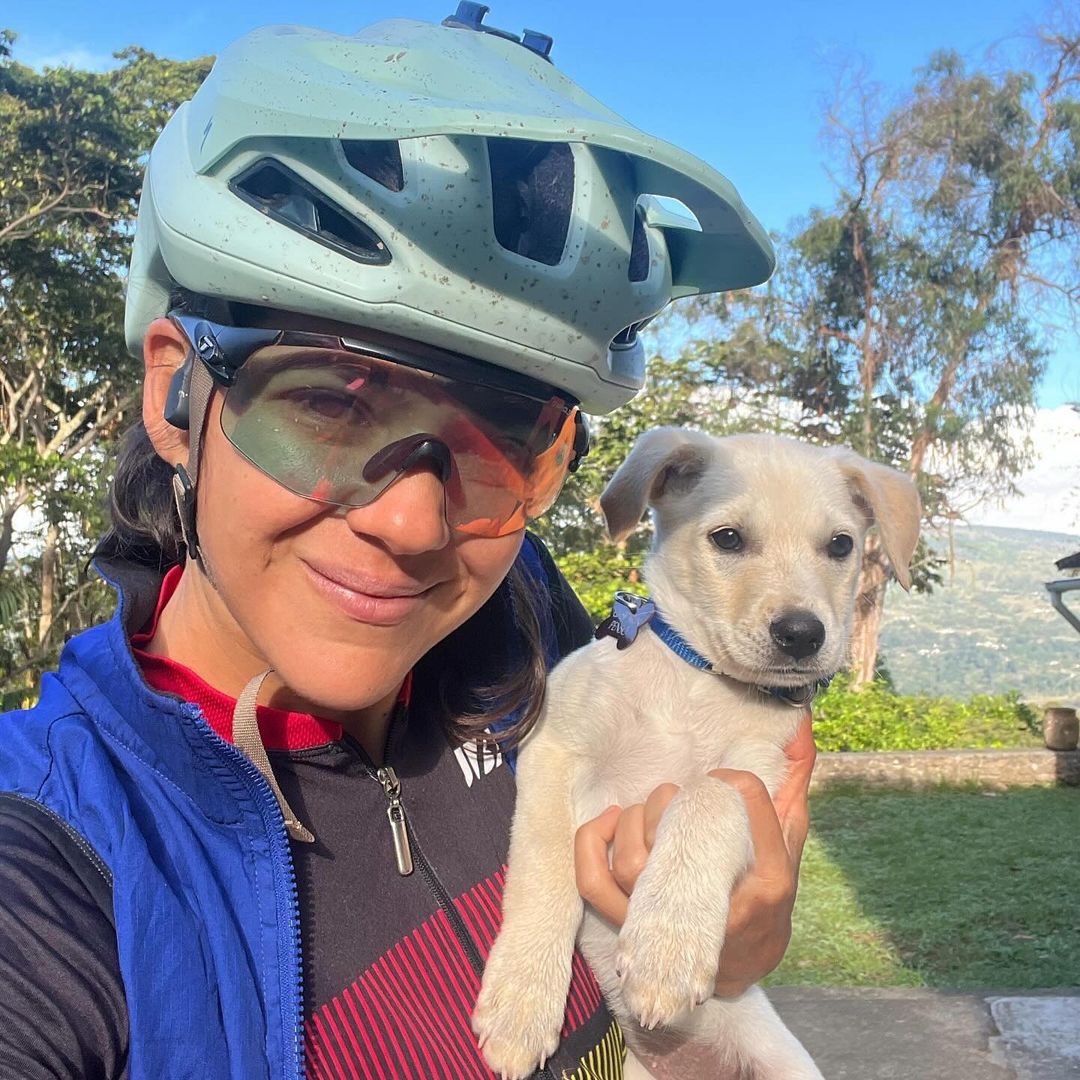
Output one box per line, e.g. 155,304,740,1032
594,591,656,649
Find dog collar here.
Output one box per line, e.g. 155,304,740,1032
595,592,832,708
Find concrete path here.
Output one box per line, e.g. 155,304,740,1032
769,987,1080,1079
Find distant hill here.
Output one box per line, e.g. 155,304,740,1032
880,525,1080,704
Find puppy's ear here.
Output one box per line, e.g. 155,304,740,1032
601,428,712,542
833,450,922,590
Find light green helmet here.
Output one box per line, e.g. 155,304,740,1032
125,4,774,414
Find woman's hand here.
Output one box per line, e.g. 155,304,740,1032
573,715,816,998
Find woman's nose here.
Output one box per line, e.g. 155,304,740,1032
342,465,451,555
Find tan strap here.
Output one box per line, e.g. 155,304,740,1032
232,669,315,843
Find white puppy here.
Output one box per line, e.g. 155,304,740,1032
473,429,921,1080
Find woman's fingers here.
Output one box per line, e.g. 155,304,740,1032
572,716,818,983
772,712,816,867
710,719,818,995
611,782,680,892
642,782,680,849
574,805,628,925
611,803,647,894
574,781,683,925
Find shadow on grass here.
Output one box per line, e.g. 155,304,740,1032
768,783,1080,990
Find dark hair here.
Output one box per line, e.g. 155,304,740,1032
94,419,185,570
94,289,548,747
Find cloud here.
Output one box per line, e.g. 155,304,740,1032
16,43,117,73
964,406,1080,536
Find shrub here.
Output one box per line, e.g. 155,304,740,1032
813,674,1041,752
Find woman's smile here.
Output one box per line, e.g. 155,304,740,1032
299,557,440,625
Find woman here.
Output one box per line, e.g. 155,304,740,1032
0,10,814,1079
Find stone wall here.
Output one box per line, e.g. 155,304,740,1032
811,748,1080,790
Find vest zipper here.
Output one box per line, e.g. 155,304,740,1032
184,704,305,1080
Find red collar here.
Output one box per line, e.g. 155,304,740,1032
131,565,410,752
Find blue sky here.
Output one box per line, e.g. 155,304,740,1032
7,0,1078,406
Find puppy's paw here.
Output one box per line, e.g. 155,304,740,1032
472,985,563,1079
472,945,566,1079
615,916,722,1030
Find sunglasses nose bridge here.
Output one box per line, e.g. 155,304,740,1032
361,434,453,486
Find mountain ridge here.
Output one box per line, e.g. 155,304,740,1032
879,523,1079,704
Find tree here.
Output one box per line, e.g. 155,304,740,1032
0,34,211,700
649,27,1080,685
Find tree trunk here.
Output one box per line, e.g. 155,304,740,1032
37,523,59,646
849,533,890,686
0,483,29,577
0,505,16,579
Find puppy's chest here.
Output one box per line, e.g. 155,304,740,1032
572,682,794,817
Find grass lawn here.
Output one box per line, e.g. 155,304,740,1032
765,784,1080,989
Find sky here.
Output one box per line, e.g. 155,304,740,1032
4,0,1078,411
3,1,1076,537
964,404,1079,537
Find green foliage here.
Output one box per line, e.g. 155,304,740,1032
0,576,23,626
553,545,645,624
812,672,1040,752
0,35,211,692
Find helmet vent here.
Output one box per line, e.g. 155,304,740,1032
342,139,405,192
231,159,391,266
612,316,652,351
488,140,573,266
629,206,650,282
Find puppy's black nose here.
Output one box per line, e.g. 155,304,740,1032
770,611,825,660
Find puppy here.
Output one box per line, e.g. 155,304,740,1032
472,429,921,1080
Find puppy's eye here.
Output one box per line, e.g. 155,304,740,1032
828,533,855,558
711,528,744,552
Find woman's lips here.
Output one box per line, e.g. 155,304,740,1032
301,560,433,625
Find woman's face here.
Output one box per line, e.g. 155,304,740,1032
143,317,524,714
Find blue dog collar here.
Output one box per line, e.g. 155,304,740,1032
597,592,831,708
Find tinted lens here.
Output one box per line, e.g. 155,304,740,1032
218,346,575,536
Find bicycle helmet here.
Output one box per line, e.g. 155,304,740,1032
125,3,774,414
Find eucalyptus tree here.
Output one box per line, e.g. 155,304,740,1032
669,27,1080,683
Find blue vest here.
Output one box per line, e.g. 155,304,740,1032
0,539,557,1079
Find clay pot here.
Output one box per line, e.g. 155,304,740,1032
1043,707,1079,751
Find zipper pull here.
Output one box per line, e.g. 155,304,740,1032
377,766,414,876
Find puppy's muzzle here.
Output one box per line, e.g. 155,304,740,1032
769,610,825,660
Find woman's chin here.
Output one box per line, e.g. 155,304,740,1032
265,661,409,720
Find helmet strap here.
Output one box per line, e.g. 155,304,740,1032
171,357,215,568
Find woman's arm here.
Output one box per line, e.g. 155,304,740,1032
0,802,128,1079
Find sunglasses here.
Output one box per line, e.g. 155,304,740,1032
168,313,589,539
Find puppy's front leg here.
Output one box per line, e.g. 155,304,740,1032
473,732,583,1079
615,775,753,1030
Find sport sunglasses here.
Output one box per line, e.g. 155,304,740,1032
167,313,590,538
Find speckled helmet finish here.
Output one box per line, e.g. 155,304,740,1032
125,14,774,413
